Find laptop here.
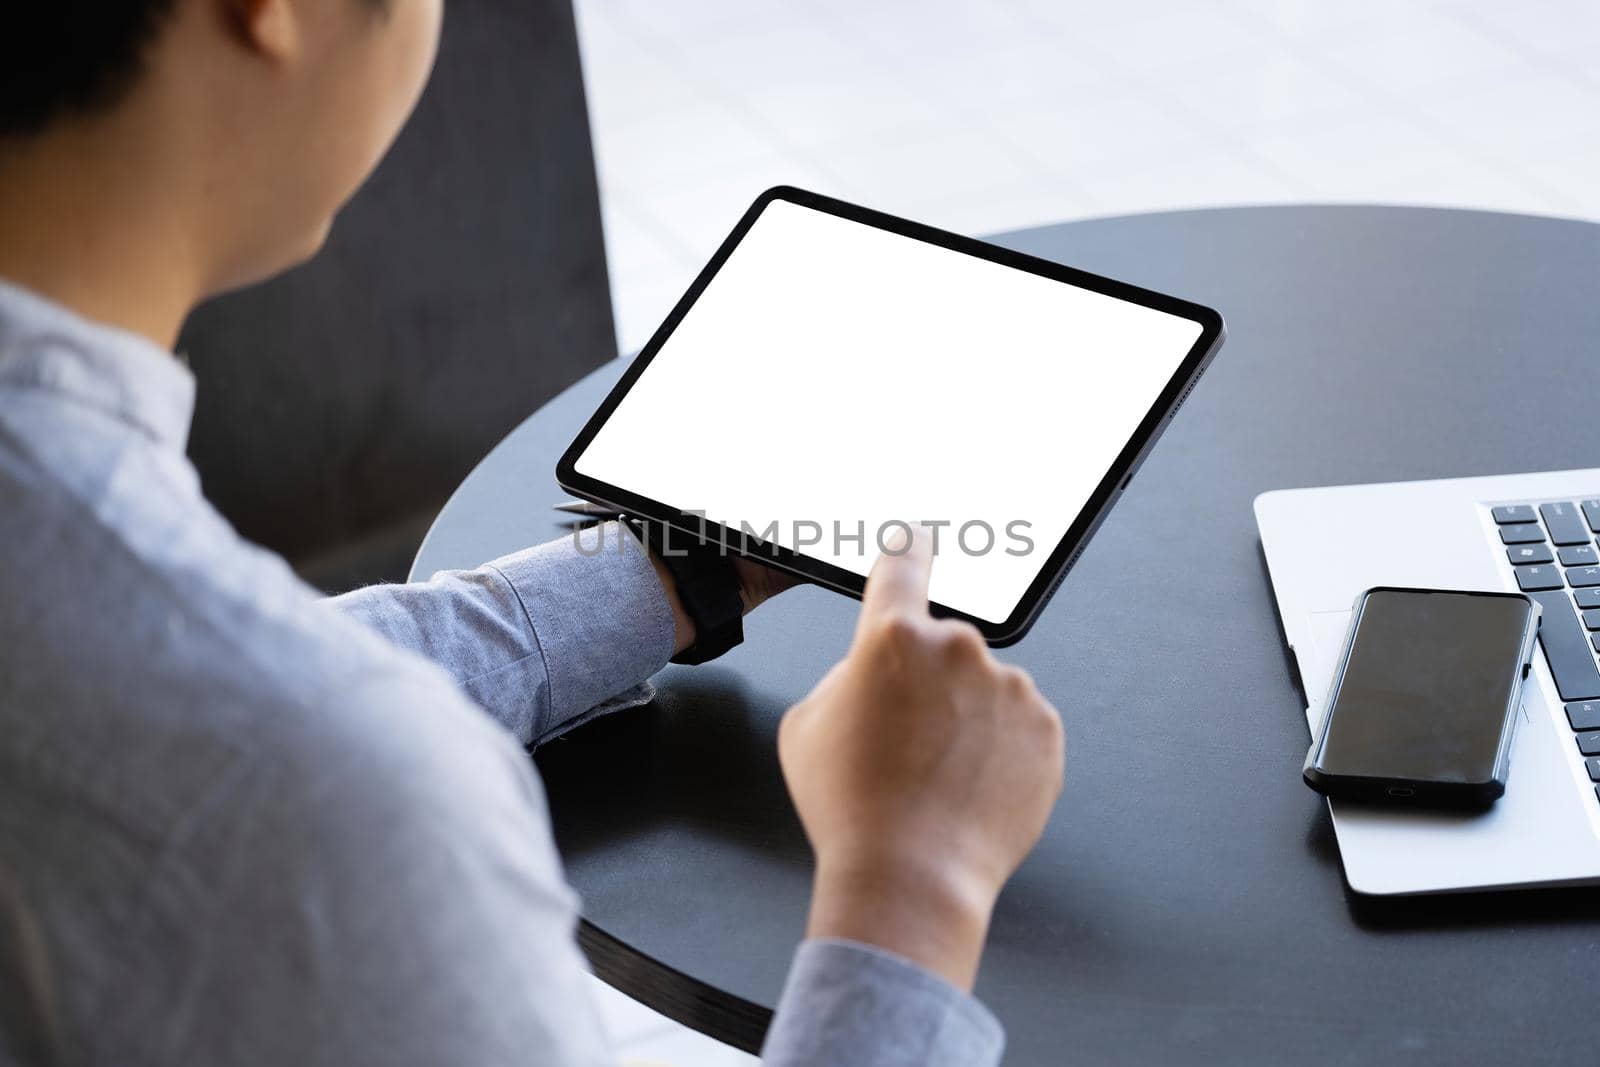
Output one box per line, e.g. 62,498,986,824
1256,468,1600,895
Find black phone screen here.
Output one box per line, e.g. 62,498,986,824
1314,589,1533,785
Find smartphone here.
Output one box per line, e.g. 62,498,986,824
1303,587,1540,809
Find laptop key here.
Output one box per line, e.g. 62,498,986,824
1568,702,1600,731
1583,609,1600,630
1529,592,1600,700
1492,505,1537,524
1541,502,1591,545
1500,523,1546,544
1589,757,1600,781
1568,566,1600,588
1508,544,1554,565
1583,499,1600,533
1576,588,1600,610
1516,565,1563,591
1579,732,1600,756
1560,544,1600,567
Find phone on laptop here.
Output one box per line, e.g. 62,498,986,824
1304,587,1540,810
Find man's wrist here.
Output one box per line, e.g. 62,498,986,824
807,857,995,992
646,550,697,655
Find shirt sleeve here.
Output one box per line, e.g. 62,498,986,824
762,939,1005,1067
327,521,675,745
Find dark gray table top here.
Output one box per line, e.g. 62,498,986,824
412,205,1600,1065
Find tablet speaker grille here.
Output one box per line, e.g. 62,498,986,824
1169,376,1201,419
1053,544,1085,590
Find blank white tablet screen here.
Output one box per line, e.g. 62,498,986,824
573,198,1204,624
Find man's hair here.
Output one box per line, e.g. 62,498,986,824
0,2,181,138
1,1,396,140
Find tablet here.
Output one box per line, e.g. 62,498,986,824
558,187,1224,645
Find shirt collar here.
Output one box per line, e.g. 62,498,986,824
0,278,196,451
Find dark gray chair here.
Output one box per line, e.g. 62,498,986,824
180,0,615,591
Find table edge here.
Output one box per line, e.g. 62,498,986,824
579,919,772,1053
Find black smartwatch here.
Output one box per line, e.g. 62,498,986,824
626,517,744,665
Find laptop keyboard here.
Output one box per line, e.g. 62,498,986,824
1493,499,1600,804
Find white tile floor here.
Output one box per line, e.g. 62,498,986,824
570,1,1600,1059
578,0,1600,356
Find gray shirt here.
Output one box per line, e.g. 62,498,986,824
0,281,1002,1067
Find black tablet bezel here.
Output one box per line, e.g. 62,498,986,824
556,186,1226,646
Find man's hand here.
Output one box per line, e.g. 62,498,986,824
731,555,803,614
778,526,1064,991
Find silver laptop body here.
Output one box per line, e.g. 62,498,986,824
1256,468,1600,895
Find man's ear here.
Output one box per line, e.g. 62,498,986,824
222,0,301,61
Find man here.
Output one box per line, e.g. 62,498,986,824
0,2,1065,1065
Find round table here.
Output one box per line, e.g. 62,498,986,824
412,206,1600,1065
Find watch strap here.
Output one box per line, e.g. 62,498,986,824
627,518,744,665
